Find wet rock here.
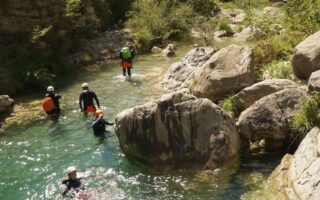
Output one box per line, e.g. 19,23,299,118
161,47,215,92
267,127,320,199
237,87,308,147
235,26,265,40
151,46,162,54
115,92,241,169
193,45,255,102
0,95,14,113
292,31,320,79
162,44,176,57
234,79,297,112
308,70,320,92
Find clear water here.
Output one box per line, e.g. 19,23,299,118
0,44,279,199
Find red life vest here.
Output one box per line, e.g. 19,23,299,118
42,97,56,113
121,61,132,68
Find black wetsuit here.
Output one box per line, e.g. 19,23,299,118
62,178,83,196
45,93,61,115
92,118,114,136
119,48,135,76
79,90,100,112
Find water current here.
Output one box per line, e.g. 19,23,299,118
0,43,279,199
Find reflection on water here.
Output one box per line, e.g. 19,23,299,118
0,43,278,199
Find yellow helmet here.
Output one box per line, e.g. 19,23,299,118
95,109,103,118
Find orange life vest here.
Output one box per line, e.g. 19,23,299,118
121,61,132,68
42,97,56,113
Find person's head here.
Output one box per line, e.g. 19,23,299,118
66,166,77,180
95,109,104,118
82,82,89,90
47,86,54,93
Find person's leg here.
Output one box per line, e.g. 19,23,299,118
128,67,131,77
122,67,126,76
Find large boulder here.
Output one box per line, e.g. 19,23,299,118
192,45,255,102
266,127,320,200
115,92,241,169
292,31,320,79
161,47,215,91
237,87,308,145
308,70,320,92
0,95,14,113
234,79,297,111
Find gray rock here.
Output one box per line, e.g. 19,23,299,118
308,70,320,91
193,45,255,102
162,44,176,57
237,87,308,143
234,79,297,111
161,47,215,91
235,26,265,40
292,31,320,79
232,12,246,24
115,92,241,169
151,46,162,54
214,30,233,38
267,127,320,199
0,95,14,113
262,6,285,18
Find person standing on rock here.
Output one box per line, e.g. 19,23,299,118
79,83,100,117
42,86,61,117
119,42,135,77
92,109,114,137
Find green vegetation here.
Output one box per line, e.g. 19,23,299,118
259,60,293,80
126,0,218,50
219,96,238,117
291,93,320,136
218,21,233,33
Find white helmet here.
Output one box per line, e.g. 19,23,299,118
66,166,76,174
82,82,89,88
47,86,54,92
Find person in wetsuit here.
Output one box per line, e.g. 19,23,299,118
79,83,100,116
61,166,84,197
45,86,61,116
92,110,114,137
119,42,135,77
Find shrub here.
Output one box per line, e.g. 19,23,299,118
219,96,237,117
218,21,233,33
262,61,293,80
291,94,320,135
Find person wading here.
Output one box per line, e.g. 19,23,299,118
92,110,114,137
42,86,61,117
79,83,100,117
61,166,84,197
119,42,135,77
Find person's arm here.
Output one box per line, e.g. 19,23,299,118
93,92,100,108
131,49,135,59
61,180,70,196
119,52,123,59
102,119,114,126
79,93,83,111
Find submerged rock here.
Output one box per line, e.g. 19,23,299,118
292,31,320,79
151,46,162,54
162,44,176,57
115,92,241,170
0,95,14,113
234,79,297,112
237,87,308,148
161,47,215,91
266,127,320,200
192,45,255,102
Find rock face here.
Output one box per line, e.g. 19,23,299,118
0,95,14,113
308,70,320,91
238,87,307,143
235,26,265,40
69,29,135,65
0,0,64,35
162,44,176,57
234,79,297,111
267,127,320,200
161,47,215,91
192,45,255,102
292,31,320,79
115,92,241,169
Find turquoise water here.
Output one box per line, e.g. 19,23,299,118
0,44,278,199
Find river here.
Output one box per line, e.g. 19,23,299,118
0,43,279,199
